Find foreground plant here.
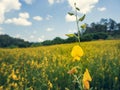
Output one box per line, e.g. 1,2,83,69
66,3,92,90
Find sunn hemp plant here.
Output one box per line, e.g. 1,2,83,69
66,3,92,90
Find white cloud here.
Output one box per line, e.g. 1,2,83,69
41,35,45,39
33,16,43,21
56,0,64,3
97,7,106,11
0,31,4,34
46,15,53,20
38,35,45,42
65,14,76,22
46,28,54,32
48,0,64,5
30,35,34,39
48,0,54,5
15,34,21,38
0,0,21,24
67,0,99,14
24,0,34,4
5,12,32,26
19,12,29,18
38,38,44,42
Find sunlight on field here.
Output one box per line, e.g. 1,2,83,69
0,40,120,90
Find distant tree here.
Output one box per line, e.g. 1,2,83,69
93,32,108,40
0,34,31,48
107,18,118,31
81,34,93,41
90,22,96,29
0,34,13,47
65,37,77,43
42,40,52,45
100,18,108,25
52,37,64,44
85,23,106,33
94,24,106,32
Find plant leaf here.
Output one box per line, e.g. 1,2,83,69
76,7,80,11
79,14,86,21
81,24,86,29
68,12,74,16
65,34,75,37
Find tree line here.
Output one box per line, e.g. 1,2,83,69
0,18,120,48
40,18,120,46
0,34,31,48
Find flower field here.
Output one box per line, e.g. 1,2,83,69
0,40,120,90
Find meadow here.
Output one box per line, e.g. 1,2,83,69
0,40,120,90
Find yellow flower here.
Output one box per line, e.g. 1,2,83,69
83,69,92,90
48,80,53,89
9,70,18,80
67,67,78,75
11,74,18,80
83,81,90,90
11,82,18,88
0,86,3,90
71,45,84,61
83,69,92,82
115,76,118,81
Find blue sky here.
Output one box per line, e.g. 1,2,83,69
0,0,120,42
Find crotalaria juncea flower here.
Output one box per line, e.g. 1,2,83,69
48,80,53,89
83,69,92,90
9,70,18,80
83,81,90,90
71,45,84,61
83,69,92,81
67,67,78,75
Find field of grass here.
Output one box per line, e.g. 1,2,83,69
0,40,120,90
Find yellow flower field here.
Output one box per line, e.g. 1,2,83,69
0,40,120,90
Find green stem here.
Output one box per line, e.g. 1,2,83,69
74,4,81,45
